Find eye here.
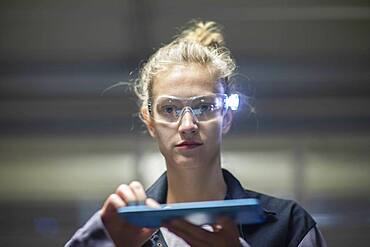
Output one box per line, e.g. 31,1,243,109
161,105,176,114
199,103,214,113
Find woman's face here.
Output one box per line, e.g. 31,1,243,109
144,64,232,170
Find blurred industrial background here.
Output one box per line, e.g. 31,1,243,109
0,0,369,246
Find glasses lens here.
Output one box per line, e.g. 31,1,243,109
190,95,224,121
154,98,183,122
153,95,225,123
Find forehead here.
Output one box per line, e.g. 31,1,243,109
152,64,224,99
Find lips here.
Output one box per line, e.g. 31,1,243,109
175,141,203,150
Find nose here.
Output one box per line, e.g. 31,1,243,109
178,110,199,136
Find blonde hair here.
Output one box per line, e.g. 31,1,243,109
135,20,236,111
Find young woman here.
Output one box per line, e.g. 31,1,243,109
66,21,326,247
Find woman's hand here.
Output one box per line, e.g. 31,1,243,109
100,181,160,247
164,216,242,247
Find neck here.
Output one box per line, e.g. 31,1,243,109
166,159,227,203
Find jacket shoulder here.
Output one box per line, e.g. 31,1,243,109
246,189,312,217
243,189,316,247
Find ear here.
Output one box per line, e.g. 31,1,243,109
222,109,233,134
140,106,156,138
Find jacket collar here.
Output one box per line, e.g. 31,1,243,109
146,168,251,203
145,171,168,203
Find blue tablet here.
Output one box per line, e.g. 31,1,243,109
118,198,266,228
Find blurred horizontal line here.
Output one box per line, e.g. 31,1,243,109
0,97,370,120
313,212,370,227
218,7,370,21
1,97,370,135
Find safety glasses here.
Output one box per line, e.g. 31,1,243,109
148,93,239,123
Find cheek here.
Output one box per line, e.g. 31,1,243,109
154,125,174,148
201,120,223,142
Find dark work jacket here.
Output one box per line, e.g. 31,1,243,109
65,169,316,247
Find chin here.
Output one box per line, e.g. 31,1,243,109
172,155,209,170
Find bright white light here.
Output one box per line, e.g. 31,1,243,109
227,94,239,110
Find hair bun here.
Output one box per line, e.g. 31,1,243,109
177,20,225,48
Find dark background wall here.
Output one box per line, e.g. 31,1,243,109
0,0,369,246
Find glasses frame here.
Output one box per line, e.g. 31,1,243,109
147,93,231,124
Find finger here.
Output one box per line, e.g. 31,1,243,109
165,225,210,247
165,219,212,245
100,194,156,247
129,181,147,203
145,198,161,208
213,216,240,243
215,216,238,232
101,193,126,215
212,223,223,232
216,216,234,226
115,184,137,205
